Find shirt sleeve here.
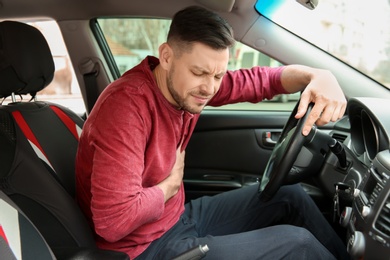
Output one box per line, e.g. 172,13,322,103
208,66,287,106
87,88,165,243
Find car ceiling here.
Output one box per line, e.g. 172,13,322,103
0,0,258,40
3,0,390,101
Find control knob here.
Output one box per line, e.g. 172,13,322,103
347,231,365,259
361,206,371,218
353,188,360,198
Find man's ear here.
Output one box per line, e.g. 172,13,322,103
158,43,173,70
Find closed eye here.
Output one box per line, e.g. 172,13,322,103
215,72,226,80
192,71,203,77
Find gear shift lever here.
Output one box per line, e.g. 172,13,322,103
328,138,347,169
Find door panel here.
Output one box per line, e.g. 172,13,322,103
184,108,333,215
184,109,290,202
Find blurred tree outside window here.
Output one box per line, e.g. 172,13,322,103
97,18,298,111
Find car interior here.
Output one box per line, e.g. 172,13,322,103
0,0,390,260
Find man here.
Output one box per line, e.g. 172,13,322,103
76,5,349,260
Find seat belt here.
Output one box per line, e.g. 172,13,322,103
80,59,99,114
83,71,99,114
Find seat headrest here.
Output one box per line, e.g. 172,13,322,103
0,21,55,99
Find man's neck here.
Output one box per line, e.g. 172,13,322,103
152,65,179,109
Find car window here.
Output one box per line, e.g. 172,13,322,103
97,18,298,111
1,20,85,114
255,0,390,90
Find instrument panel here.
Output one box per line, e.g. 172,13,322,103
338,98,390,260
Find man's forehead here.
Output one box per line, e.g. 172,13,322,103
182,45,229,70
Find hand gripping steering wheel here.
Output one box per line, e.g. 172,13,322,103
258,102,314,202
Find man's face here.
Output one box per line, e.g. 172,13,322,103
166,42,229,114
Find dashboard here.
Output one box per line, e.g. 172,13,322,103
325,97,390,260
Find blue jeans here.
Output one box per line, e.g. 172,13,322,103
137,184,350,260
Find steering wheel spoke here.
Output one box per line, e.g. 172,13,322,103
258,101,314,202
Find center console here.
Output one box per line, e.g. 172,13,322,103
340,151,390,259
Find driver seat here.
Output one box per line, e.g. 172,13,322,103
0,21,128,259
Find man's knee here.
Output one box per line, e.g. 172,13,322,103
287,227,335,259
276,184,313,207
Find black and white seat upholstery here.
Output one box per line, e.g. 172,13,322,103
0,190,55,260
0,21,128,259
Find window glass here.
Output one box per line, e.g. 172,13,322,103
97,18,299,111
98,18,170,76
255,0,390,90
1,20,85,114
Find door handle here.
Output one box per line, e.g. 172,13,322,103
263,131,278,145
255,130,282,149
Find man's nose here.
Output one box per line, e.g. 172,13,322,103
200,77,215,95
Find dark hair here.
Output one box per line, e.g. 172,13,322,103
167,6,235,54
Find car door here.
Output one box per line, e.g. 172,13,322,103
184,102,338,220
184,108,290,202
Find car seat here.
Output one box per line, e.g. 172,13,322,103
0,189,55,260
0,21,128,259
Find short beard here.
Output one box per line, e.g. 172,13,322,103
166,64,204,114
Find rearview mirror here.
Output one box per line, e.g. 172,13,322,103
296,0,318,10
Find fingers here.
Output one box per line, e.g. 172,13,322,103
297,96,346,136
302,101,325,136
295,91,310,120
291,69,347,136
295,92,314,136
315,100,346,125
174,146,185,170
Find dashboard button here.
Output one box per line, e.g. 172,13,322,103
362,206,371,217
353,188,361,198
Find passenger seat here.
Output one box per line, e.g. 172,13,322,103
0,190,55,260
0,20,128,259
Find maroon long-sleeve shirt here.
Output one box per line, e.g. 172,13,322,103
75,56,285,258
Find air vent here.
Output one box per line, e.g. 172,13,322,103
375,194,390,237
332,132,347,143
368,184,382,207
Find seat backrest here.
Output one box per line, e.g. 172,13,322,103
0,190,55,260
0,20,96,253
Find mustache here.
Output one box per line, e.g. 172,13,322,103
191,90,212,98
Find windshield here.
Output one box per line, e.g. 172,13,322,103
255,0,390,89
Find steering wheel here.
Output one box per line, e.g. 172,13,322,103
258,101,314,202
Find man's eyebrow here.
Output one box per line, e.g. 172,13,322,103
192,66,226,77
